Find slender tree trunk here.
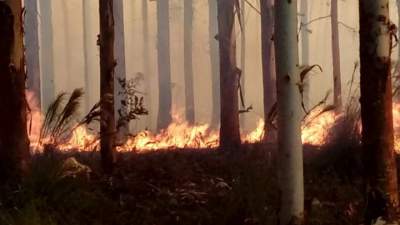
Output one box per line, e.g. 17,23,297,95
217,0,241,149
142,0,152,129
61,1,73,88
261,0,276,142
275,0,304,224
39,0,55,111
0,1,30,181
25,0,41,108
331,0,342,111
359,1,399,224
209,0,220,128
157,0,172,130
240,0,246,129
99,0,116,173
83,0,95,113
300,0,310,109
113,0,129,137
184,0,195,124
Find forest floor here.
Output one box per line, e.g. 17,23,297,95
0,141,372,225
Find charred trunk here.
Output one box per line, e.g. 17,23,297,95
217,0,241,149
0,1,30,181
184,0,195,124
99,0,116,173
359,0,399,223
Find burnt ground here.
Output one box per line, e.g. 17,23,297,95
0,141,379,225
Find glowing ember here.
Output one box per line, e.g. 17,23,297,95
26,90,400,153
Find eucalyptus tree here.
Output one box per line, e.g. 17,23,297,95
184,0,195,124
0,0,30,181
217,0,241,149
359,0,399,223
275,0,304,224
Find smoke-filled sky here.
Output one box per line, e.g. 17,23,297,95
29,0,400,132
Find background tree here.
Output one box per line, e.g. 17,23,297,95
331,0,342,111
184,0,195,124
142,0,152,128
300,0,310,109
39,0,55,110
0,0,30,181
261,0,276,142
209,0,220,128
99,0,116,173
25,0,41,108
217,0,241,149
240,0,246,129
61,1,73,88
359,0,399,223
113,0,129,137
157,0,172,130
275,0,304,224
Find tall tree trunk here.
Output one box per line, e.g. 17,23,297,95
99,0,116,173
217,0,241,149
275,0,304,224
209,0,220,128
39,0,55,111
61,1,73,88
113,0,129,137
331,0,342,111
157,0,172,130
260,0,276,142
83,0,96,113
0,1,30,181
359,1,399,224
142,0,152,129
300,0,310,109
25,0,41,108
184,0,195,124
240,0,246,129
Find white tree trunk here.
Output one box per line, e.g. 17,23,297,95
331,0,342,111
300,0,310,109
142,0,152,129
25,0,41,108
113,0,129,137
184,0,195,124
39,0,55,111
275,0,304,224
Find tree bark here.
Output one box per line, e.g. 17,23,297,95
209,0,220,128
39,0,55,111
300,0,310,109
217,0,241,149
184,0,195,124
113,0,129,137
275,0,304,224
0,1,30,181
24,0,41,108
83,0,96,113
157,0,172,130
359,0,399,224
99,0,116,173
260,0,276,142
331,0,342,111
240,0,246,129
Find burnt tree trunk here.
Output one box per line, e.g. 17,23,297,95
359,0,399,224
24,0,41,107
184,0,195,124
261,0,276,142
209,0,220,128
218,0,241,149
0,1,30,181
99,0,116,173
